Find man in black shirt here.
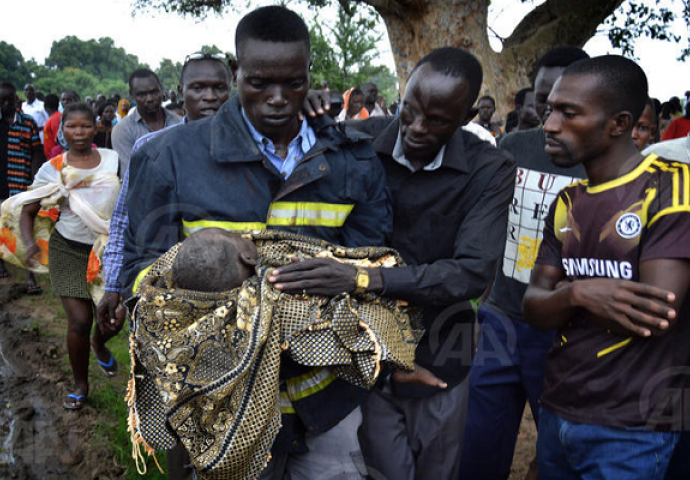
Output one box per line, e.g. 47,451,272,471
269,47,515,479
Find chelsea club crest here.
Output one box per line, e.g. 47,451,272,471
616,212,642,239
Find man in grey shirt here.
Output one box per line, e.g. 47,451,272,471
112,69,181,172
643,133,690,163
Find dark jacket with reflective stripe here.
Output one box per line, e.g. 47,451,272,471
121,97,391,451
122,96,391,289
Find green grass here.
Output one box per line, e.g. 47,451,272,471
89,329,167,480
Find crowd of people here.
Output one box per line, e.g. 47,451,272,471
1,5,690,480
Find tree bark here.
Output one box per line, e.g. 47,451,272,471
367,0,622,120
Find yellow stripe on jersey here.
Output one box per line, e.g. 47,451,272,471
678,161,690,206
554,195,569,242
651,160,681,207
596,337,632,358
647,159,690,226
638,187,657,228
649,205,690,227
267,202,354,227
586,154,657,194
182,219,267,237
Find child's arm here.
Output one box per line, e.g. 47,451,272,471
20,202,41,265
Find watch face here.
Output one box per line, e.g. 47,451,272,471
356,269,370,290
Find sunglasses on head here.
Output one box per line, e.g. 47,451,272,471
184,52,228,64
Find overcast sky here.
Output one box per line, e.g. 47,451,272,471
3,0,688,102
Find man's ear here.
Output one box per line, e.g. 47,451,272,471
610,111,634,138
229,59,239,86
177,83,183,99
240,250,257,267
460,107,479,127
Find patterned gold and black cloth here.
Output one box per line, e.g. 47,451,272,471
127,230,422,480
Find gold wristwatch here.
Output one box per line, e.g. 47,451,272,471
354,268,370,294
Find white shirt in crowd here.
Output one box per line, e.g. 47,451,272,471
22,99,48,142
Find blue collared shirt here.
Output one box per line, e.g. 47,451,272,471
103,117,188,293
241,109,316,179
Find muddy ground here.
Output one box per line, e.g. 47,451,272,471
0,267,536,479
0,272,125,480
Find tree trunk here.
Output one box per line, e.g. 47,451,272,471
367,0,623,120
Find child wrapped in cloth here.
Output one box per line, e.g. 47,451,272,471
127,228,422,480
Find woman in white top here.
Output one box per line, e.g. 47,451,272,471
20,103,121,410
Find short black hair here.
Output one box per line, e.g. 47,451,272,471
530,47,589,86
62,90,80,101
235,6,310,61
644,96,656,119
180,56,230,85
128,68,161,92
477,95,495,107
97,101,117,117
44,94,60,111
535,46,590,73
515,87,533,108
562,55,648,124
413,47,483,106
173,228,243,292
62,102,97,125
0,82,16,93
350,88,364,97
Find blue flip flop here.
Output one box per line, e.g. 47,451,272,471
63,393,86,410
93,347,118,377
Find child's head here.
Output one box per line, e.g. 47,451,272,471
172,228,258,292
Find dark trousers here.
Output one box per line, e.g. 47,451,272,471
665,431,690,479
166,442,194,480
458,306,554,480
358,377,469,480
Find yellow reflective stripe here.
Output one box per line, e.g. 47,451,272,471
280,391,296,414
181,219,266,237
597,337,632,358
132,264,154,295
561,335,568,343
286,367,337,401
267,202,354,228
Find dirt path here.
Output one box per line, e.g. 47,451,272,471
0,275,123,480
